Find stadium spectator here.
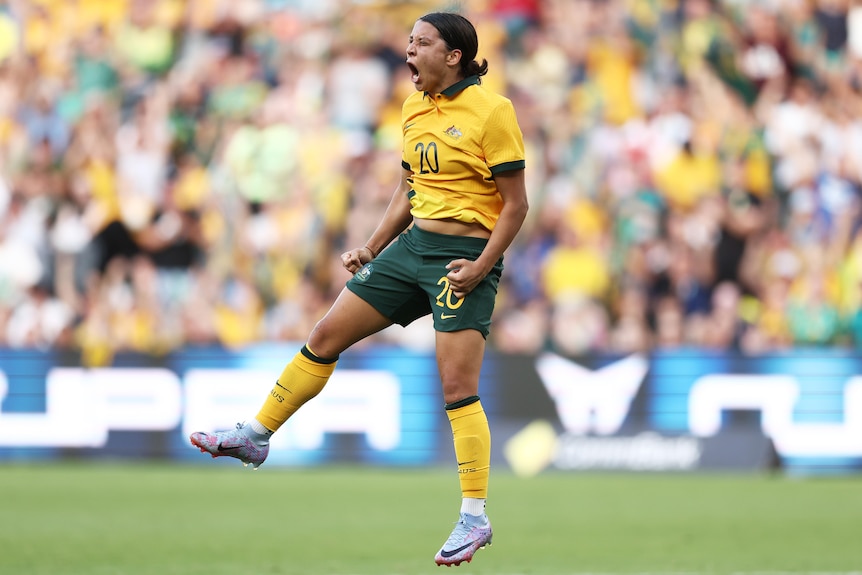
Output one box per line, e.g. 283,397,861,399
0,0,860,359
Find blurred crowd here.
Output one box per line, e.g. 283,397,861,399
1,0,862,362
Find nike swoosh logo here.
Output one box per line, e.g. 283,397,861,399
458,459,477,466
275,381,292,393
440,313,457,319
439,542,474,558
405,122,416,130
217,443,242,452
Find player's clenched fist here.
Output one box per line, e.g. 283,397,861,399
341,246,376,274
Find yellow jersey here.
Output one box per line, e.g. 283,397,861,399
401,76,525,232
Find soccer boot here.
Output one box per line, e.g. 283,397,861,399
434,512,493,567
190,422,269,469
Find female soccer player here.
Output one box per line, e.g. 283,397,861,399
191,11,528,567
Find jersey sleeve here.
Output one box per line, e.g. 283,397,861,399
482,99,526,175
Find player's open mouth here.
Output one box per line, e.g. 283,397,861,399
407,62,420,83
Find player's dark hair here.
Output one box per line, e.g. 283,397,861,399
419,12,488,80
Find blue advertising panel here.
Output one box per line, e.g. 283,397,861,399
0,346,859,475
645,349,862,474
492,349,861,476
0,344,444,467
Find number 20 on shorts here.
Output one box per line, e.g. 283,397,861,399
435,276,464,310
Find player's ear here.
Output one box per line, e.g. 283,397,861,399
447,49,462,67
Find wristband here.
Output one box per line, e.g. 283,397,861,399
364,245,378,258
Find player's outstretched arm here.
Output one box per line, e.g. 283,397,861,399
342,168,415,274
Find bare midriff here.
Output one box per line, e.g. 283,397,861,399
413,217,491,239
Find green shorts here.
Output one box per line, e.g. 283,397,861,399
345,225,503,337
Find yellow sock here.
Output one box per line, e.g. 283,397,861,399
446,397,490,499
255,345,337,432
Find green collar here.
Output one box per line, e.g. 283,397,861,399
426,75,480,98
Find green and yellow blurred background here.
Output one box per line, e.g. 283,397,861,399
2,1,862,573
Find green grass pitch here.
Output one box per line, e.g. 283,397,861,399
1,463,860,575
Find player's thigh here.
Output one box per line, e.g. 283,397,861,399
308,288,393,357
435,328,487,404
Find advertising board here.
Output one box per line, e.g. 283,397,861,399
0,346,858,475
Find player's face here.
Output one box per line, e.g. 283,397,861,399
406,20,460,94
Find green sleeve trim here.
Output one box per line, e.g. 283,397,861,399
490,160,525,175
401,160,411,171
445,395,480,410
